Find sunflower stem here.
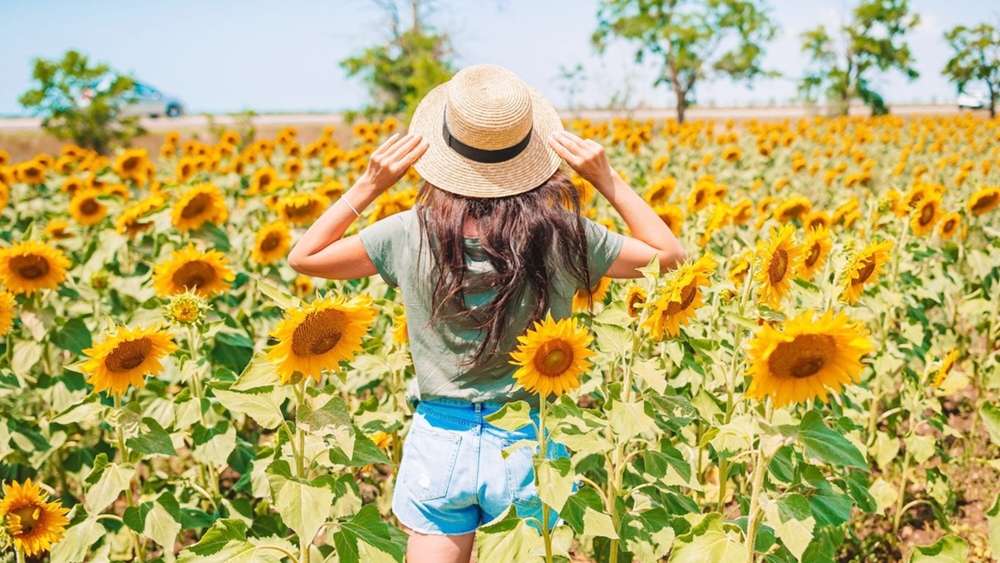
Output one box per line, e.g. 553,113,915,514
538,396,554,563
186,326,222,503
114,395,146,563
744,402,773,563
295,380,307,479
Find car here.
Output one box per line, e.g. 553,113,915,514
80,76,185,118
957,90,989,110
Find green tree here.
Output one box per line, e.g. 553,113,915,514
341,0,455,121
799,0,920,116
943,22,1000,117
18,50,144,154
592,0,779,123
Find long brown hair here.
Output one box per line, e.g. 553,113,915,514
415,169,592,366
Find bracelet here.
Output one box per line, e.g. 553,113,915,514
341,196,361,217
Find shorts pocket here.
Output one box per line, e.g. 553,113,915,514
400,423,461,502
502,438,542,509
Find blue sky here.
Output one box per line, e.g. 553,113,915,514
1,0,998,116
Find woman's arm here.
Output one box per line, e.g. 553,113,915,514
548,130,687,278
287,133,428,279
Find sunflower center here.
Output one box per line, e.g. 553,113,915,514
805,243,821,268
768,334,836,379
122,157,139,171
105,337,153,372
769,249,789,283
943,219,956,233
665,281,698,315
852,256,876,286
258,174,273,189
287,202,318,218
173,260,217,290
10,254,50,280
80,198,100,215
181,193,212,218
533,340,574,377
10,505,41,534
291,309,346,356
918,203,935,225
783,204,806,218
25,168,42,180
972,193,998,213
260,233,282,252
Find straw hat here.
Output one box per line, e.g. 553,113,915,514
408,64,564,198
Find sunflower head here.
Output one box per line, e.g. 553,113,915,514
967,186,1000,216
937,212,961,239
165,291,209,326
172,183,228,232
251,222,292,266
754,225,804,308
0,479,70,557
69,188,108,226
746,310,874,408
626,286,648,318
642,254,717,340
841,239,894,305
932,349,959,387
152,244,235,298
266,295,377,384
81,324,178,396
293,275,314,298
0,240,71,296
509,315,594,399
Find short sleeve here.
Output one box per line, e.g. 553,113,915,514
583,218,625,280
358,210,414,287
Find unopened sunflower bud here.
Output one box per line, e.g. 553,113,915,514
165,292,208,326
90,271,110,291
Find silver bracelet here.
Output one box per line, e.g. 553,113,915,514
341,196,361,217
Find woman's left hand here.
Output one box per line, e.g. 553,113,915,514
548,130,615,193
363,133,430,193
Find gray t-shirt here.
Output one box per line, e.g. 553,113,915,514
359,208,624,404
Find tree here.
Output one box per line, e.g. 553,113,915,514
798,0,920,116
341,0,455,121
18,50,144,154
592,0,778,123
943,22,1000,117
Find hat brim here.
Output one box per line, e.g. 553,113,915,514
407,80,564,198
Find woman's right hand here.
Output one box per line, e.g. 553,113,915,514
548,130,616,194
363,133,429,193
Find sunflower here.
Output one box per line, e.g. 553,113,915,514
284,157,304,180
0,240,71,296
937,212,961,239
654,203,684,235
293,275,314,298
68,188,108,226
114,148,149,183
643,254,717,339
0,149,8,167
509,315,594,398
803,211,831,232
798,226,832,281
573,277,612,312
44,220,73,240
81,324,178,395
841,239,894,305
392,312,409,345
116,195,165,236
0,181,9,210
754,225,804,308
774,196,812,223
721,146,742,162
966,186,1000,216
729,199,753,226
686,182,713,213
745,310,874,408
367,190,416,225
910,195,942,236
175,156,199,184
152,244,235,297
0,291,15,336
172,183,228,232
249,166,279,195
317,180,345,200
252,221,292,266
644,178,676,205
18,160,46,186
277,193,330,225
932,349,959,387
219,130,240,147
728,251,753,287
625,286,647,318
267,295,377,384
0,479,70,557
165,291,208,326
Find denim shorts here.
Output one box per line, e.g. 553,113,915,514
391,397,569,536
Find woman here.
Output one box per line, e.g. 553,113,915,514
288,64,685,563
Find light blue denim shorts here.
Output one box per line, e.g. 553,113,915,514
391,397,569,536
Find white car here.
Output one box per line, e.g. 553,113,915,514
79,76,185,118
957,90,989,110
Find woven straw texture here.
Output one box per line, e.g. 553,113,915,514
408,64,564,198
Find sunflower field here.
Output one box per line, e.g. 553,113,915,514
0,113,999,563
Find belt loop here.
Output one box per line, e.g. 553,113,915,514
474,402,482,414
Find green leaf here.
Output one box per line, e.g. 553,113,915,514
537,457,575,513
796,411,868,470
52,393,106,425
126,417,177,457
909,534,969,562
668,513,745,563
561,487,605,534
51,317,93,354
762,494,815,562
484,400,535,432
987,492,1000,562
904,433,936,465
607,398,655,441
583,507,619,539
212,385,289,430
191,421,237,467
85,462,135,514
592,322,632,357
123,501,153,533
298,395,355,458
257,278,298,310
632,358,667,394
185,519,249,556
145,492,182,562
332,505,406,563
12,340,43,378
475,506,544,563
49,517,105,563
980,403,1000,448
274,479,334,546
329,428,392,467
